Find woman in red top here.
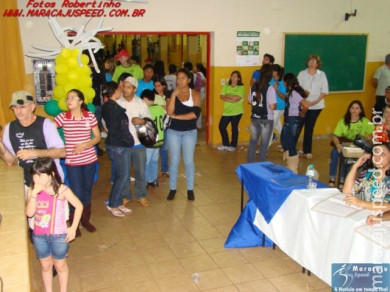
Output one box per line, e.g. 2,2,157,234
54,89,101,236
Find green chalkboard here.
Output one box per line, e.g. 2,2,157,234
284,34,368,92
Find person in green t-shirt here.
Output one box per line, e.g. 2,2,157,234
217,71,245,151
141,89,166,188
329,100,374,187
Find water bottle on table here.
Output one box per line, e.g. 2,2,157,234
306,164,317,190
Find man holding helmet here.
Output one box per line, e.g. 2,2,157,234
117,76,152,207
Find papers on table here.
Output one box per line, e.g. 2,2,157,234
312,193,362,217
355,221,390,249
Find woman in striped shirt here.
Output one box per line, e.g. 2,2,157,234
54,89,101,236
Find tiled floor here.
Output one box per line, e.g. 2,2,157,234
30,135,332,291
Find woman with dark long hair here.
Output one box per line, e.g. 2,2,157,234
247,64,277,162
54,89,101,235
280,73,310,173
328,100,374,187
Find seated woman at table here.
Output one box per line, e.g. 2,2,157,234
328,100,374,188
343,143,390,210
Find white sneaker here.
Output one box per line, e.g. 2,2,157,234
217,146,228,151
227,147,236,152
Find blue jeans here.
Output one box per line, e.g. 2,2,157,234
66,162,97,206
219,114,243,147
167,129,197,190
296,109,322,154
118,146,147,201
145,148,160,183
106,145,131,207
160,130,169,173
32,233,68,259
281,116,301,156
247,119,274,162
329,147,349,182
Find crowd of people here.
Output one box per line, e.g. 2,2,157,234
0,48,207,290
1,48,390,291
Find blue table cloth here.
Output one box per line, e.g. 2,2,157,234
225,162,327,248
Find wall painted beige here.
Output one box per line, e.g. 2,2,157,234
18,0,390,72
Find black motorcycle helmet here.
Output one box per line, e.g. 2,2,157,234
134,117,158,147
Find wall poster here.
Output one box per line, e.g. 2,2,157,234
236,31,260,66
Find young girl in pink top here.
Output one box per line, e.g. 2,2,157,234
26,157,83,292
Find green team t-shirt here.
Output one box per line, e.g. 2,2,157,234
112,65,132,83
333,117,374,140
220,84,245,116
148,104,166,147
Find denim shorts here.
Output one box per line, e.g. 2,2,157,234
32,233,69,259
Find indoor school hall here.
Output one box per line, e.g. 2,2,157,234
1,0,390,291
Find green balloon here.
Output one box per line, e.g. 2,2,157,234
87,103,95,113
44,100,62,116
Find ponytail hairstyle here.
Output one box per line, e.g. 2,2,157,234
255,64,273,103
102,81,118,99
68,89,88,111
30,157,62,196
283,73,307,98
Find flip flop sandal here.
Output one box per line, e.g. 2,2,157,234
118,206,132,213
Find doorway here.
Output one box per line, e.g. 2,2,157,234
97,32,211,144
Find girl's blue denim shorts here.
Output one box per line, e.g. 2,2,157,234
32,233,69,259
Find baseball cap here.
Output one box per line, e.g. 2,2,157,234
124,76,138,89
115,49,130,58
9,91,34,107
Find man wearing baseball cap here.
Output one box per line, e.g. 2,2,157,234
116,76,152,207
0,91,66,245
112,49,133,83
0,91,65,186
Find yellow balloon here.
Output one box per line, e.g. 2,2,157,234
77,75,92,88
82,87,95,103
55,63,68,75
67,70,79,82
81,54,89,65
60,48,71,58
76,65,92,76
71,49,80,58
55,74,68,85
58,98,68,111
53,86,66,100
67,58,78,69
55,55,67,64
64,83,77,93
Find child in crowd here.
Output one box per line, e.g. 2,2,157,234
270,64,286,149
54,89,101,235
26,157,83,292
280,73,310,173
153,76,170,177
136,64,155,97
247,64,276,162
217,70,245,151
141,89,166,187
102,82,134,217
165,64,177,91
